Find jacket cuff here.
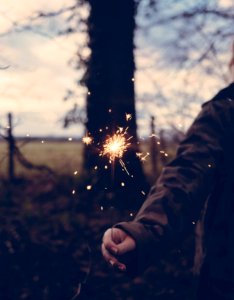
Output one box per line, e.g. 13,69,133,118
115,221,162,274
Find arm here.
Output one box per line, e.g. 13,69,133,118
115,99,226,273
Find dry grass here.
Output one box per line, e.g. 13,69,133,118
0,140,83,178
0,138,177,180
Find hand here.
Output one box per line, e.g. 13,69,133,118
101,228,136,272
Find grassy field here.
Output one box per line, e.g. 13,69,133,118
0,138,177,181
0,140,84,178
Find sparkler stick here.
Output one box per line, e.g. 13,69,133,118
100,127,132,239
99,117,150,238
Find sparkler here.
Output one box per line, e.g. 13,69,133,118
100,127,133,238
101,127,132,163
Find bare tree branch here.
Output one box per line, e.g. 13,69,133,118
140,7,234,28
0,65,10,70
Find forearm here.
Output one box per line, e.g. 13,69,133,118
116,100,226,272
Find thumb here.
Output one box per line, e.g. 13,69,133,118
115,235,136,256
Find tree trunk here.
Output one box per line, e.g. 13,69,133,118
83,0,148,209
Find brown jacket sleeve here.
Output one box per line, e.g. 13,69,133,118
116,99,228,273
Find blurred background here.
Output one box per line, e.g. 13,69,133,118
0,0,233,299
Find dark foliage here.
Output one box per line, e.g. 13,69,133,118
0,175,197,300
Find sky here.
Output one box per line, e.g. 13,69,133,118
0,0,85,137
0,0,233,138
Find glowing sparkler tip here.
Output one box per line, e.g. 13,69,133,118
86,185,92,190
101,128,131,162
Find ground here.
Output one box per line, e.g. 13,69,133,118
0,140,197,300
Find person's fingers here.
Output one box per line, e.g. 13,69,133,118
101,243,118,264
103,228,136,256
115,236,136,255
101,243,126,271
102,229,120,254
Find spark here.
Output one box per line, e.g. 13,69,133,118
82,135,93,145
94,166,98,170
104,165,108,169
131,77,135,82
125,113,132,121
41,140,45,144
108,108,112,113
121,182,125,187
74,171,78,175
72,190,76,195
87,91,91,95
26,133,30,137
101,127,131,162
141,190,146,195
86,185,92,190
68,137,73,141
129,212,134,217
100,206,104,211
119,159,130,175
208,164,212,168
136,152,150,162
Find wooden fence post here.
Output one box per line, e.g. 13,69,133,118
150,116,158,179
7,113,15,182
